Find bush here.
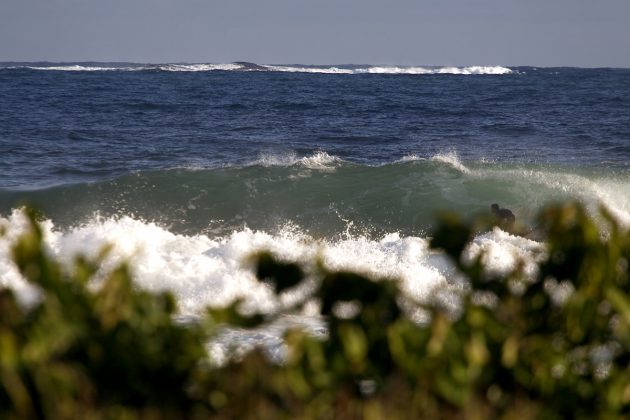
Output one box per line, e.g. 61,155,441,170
1,203,629,419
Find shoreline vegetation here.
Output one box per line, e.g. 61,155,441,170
1,203,630,419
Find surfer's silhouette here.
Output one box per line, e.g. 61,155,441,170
491,203,515,230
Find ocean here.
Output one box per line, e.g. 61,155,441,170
1,62,629,357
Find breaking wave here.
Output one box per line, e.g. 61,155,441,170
250,150,343,170
0,208,542,317
2,62,514,76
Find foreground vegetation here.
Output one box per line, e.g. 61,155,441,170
1,203,630,419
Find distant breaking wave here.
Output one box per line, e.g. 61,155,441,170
2,62,513,75
251,150,343,170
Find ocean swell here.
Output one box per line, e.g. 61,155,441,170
2,155,629,239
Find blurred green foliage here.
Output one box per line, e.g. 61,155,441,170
1,203,630,419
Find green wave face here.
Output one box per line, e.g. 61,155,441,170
2,159,629,237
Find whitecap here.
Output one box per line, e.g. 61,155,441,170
9,63,514,76
356,65,512,75
157,63,242,72
1,208,549,317
396,154,426,163
264,65,354,74
430,151,471,174
299,151,343,170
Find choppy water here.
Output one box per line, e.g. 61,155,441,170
1,63,629,352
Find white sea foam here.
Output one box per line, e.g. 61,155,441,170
252,151,300,167
8,63,513,75
15,63,241,72
356,66,512,75
430,151,471,174
396,154,426,163
0,208,544,318
156,63,242,72
264,65,354,74
250,151,343,171
171,151,344,172
257,65,512,75
299,151,343,170
464,228,546,280
25,65,133,72
436,66,513,75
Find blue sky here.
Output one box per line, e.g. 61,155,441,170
1,0,629,67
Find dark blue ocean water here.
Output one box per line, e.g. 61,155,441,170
1,63,630,327
1,64,629,188
1,63,629,237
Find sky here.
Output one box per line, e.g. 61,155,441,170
1,0,629,67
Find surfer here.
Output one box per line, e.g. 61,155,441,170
491,203,515,229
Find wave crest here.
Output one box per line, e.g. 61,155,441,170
4,63,513,76
299,151,343,170
250,151,343,170
157,63,242,72
430,152,471,174
359,66,512,75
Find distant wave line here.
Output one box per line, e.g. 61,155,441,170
2,62,514,75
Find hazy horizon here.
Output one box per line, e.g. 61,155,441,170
1,0,629,68
1,61,630,71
